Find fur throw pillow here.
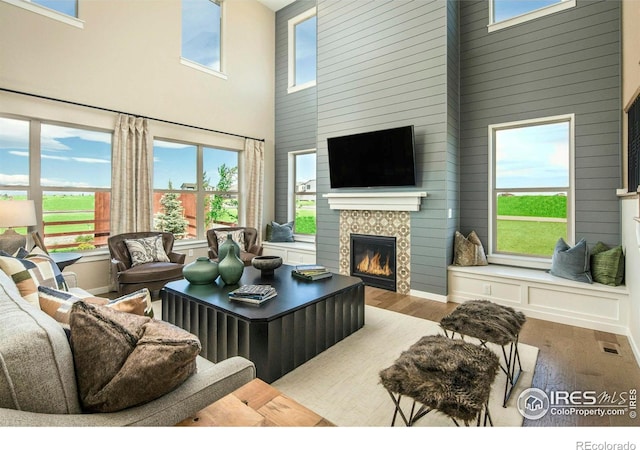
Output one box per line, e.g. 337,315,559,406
69,301,200,413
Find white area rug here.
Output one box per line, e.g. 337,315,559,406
272,305,539,427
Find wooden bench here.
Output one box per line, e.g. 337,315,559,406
447,265,629,335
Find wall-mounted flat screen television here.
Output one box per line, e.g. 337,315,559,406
327,125,416,188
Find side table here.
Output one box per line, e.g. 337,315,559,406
49,252,82,271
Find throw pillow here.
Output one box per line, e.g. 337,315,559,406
590,242,624,286
0,252,67,306
214,229,246,252
39,286,153,325
124,235,170,267
453,231,488,266
69,301,201,413
549,238,592,284
269,221,294,243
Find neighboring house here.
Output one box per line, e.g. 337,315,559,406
296,179,315,193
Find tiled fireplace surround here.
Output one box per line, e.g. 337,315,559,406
338,210,411,294
325,192,427,295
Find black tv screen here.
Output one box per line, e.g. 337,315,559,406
327,125,416,189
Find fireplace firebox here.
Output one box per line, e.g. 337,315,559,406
350,234,396,291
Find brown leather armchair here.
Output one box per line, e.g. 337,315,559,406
206,227,262,266
108,231,185,295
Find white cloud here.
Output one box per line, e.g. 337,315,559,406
0,174,28,185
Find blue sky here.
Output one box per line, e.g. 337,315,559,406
181,0,221,71
496,121,569,190
494,0,560,22
295,15,317,86
0,118,112,189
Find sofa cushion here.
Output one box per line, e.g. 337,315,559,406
69,301,201,413
38,286,153,324
124,235,170,267
590,242,625,286
549,237,592,284
0,252,67,307
0,280,82,414
269,221,294,243
453,230,488,266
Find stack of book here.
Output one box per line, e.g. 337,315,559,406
228,284,277,305
291,265,333,281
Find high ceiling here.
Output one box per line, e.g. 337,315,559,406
257,0,296,12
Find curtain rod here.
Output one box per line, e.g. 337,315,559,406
0,87,265,142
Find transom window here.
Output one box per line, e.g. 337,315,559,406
489,114,574,266
181,0,223,75
289,150,316,236
153,139,239,240
2,0,82,27
488,0,576,33
287,7,316,94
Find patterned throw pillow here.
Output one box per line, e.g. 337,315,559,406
453,231,488,266
0,252,68,306
214,229,246,252
269,221,294,243
69,301,200,413
590,242,624,286
38,286,153,324
124,235,170,267
549,238,592,284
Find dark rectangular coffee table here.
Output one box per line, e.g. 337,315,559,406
161,264,365,383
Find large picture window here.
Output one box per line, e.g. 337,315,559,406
287,7,316,93
153,139,239,240
489,114,574,265
0,117,112,252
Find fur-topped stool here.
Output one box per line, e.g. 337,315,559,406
439,300,526,407
379,335,499,426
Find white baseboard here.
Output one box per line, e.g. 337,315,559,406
409,289,448,303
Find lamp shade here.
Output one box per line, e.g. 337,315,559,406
0,200,37,228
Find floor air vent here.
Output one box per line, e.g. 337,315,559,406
598,341,621,356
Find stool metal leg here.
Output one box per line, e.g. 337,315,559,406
500,335,523,407
386,391,432,427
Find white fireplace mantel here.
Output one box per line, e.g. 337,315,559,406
322,191,427,212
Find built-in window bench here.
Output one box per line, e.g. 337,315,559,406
447,265,629,335
262,241,316,265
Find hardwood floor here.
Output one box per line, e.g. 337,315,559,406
365,286,640,427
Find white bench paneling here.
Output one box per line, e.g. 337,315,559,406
262,241,316,265
448,265,629,334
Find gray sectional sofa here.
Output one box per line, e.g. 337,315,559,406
0,268,255,426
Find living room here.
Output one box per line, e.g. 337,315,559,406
1,0,639,443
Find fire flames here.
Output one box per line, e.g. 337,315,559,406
356,252,393,276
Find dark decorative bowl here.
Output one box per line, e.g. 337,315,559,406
251,255,283,277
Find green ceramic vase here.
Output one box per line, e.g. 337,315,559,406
183,257,219,284
218,233,241,261
218,248,244,285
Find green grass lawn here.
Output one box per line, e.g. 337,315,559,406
497,220,566,257
497,195,566,218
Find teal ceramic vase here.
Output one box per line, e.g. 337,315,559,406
218,233,241,260
183,257,219,284
218,248,244,285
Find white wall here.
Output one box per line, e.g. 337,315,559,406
0,0,275,292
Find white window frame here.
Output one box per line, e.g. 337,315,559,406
152,138,241,241
488,113,575,269
287,149,316,242
287,6,316,94
1,0,84,28
180,0,227,79
488,0,575,33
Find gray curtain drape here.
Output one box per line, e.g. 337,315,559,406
242,138,265,243
111,114,153,235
